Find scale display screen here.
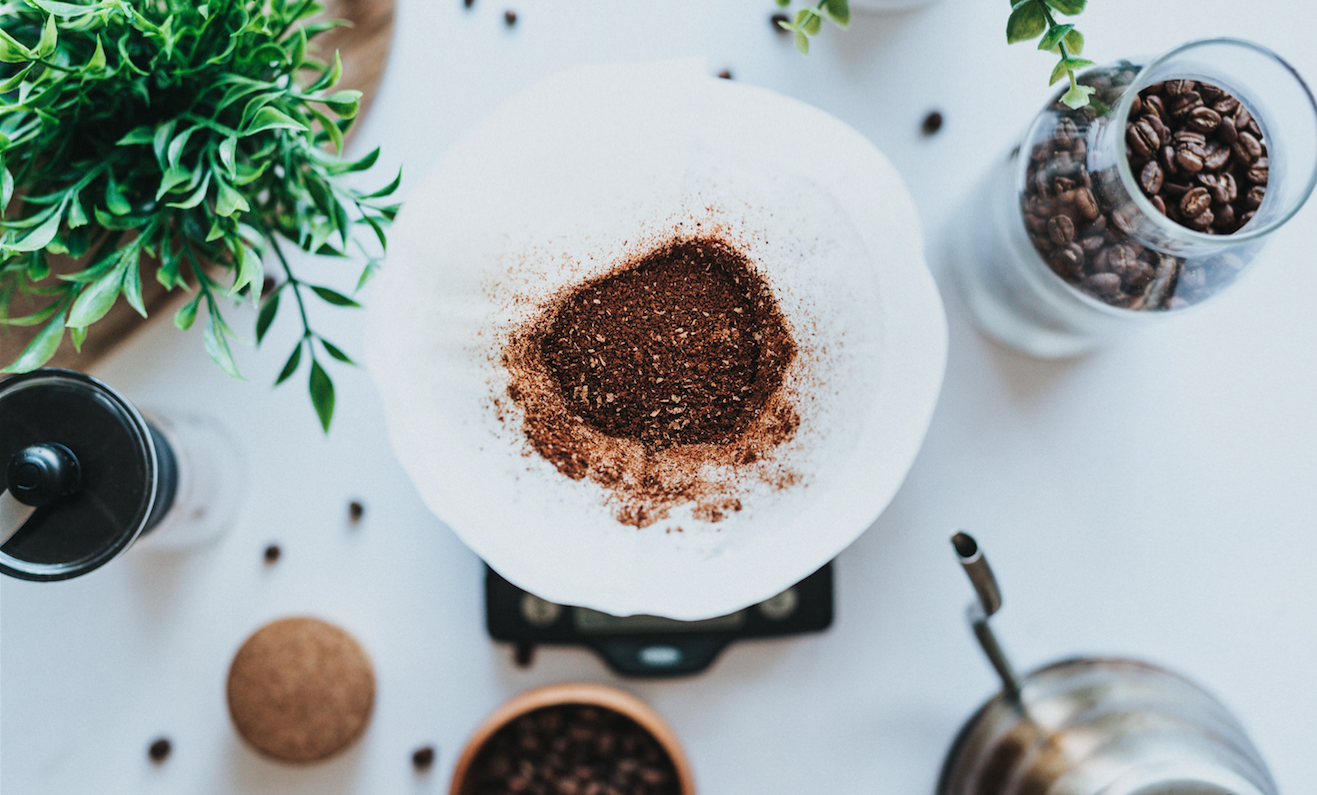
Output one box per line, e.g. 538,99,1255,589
573,608,746,635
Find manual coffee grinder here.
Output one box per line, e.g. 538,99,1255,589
941,532,1279,795
0,368,243,580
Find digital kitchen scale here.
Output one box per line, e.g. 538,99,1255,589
485,562,833,677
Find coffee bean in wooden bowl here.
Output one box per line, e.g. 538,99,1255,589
451,683,695,795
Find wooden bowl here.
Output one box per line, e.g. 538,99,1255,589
451,682,696,795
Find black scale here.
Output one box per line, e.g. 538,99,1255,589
485,562,833,677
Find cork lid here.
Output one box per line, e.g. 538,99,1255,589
226,617,375,763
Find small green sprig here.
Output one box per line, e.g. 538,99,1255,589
775,0,849,55
0,0,400,432
1007,0,1096,109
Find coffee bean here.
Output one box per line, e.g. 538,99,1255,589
1048,214,1076,244
1080,235,1106,253
1139,160,1164,195
1150,194,1166,215
149,737,171,763
1084,272,1123,297
1184,207,1214,230
413,745,436,770
1108,244,1138,275
1202,143,1231,171
1213,95,1240,115
1129,94,1143,116
1186,106,1221,133
1180,187,1212,217
1159,145,1179,176
1169,92,1203,118
1175,149,1205,173
1233,104,1253,131
1233,131,1263,165
1218,114,1238,144
1212,202,1236,229
504,9,517,25
1160,181,1192,198
1246,185,1265,209
921,110,944,136
1051,244,1085,280
717,69,732,80
1144,94,1166,121
1198,83,1224,102
263,544,281,563
1246,157,1269,184
1127,120,1160,157
1074,187,1100,220
348,500,364,523
1165,79,1196,96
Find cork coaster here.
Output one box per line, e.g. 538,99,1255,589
227,617,376,763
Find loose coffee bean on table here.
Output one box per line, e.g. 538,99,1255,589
1021,67,1269,311
465,704,681,795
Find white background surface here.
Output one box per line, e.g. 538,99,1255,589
4,1,1317,793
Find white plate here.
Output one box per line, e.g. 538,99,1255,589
366,59,946,620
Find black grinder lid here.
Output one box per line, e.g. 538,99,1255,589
1,369,161,581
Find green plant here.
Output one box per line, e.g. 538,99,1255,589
775,0,849,54
0,0,400,431
1006,0,1095,109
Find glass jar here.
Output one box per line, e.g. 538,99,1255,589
948,38,1317,358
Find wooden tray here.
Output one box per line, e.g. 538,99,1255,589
1,0,396,372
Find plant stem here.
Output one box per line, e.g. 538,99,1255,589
268,234,311,339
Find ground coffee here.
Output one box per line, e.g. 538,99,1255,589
501,236,801,528
540,239,793,450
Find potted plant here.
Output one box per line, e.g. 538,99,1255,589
0,0,400,429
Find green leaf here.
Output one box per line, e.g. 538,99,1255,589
1061,83,1097,109
1050,56,1095,84
215,177,250,216
87,35,105,69
122,255,146,317
256,291,279,344
11,204,64,251
1044,0,1086,15
70,324,86,352
309,358,334,432
202,311,244,380
794,31,809,54
307,50,342,92
355,259,380,292
1,299,62,328
320,338,354,365
361,167,402,199
823,0,850,28
0,63,33,92
2,311,66,374
66,194,88,228
29,0,101,18
274,341,302,385
165,172,212,209
1,166,12,211
0,28,34,63
105,175,131,215
803,13,822,36
317,89,361,118
117,127,156,146
175,293,202,330
1063,28,1084,55
66,262,125,328
1038,23,1073,52
336,146,380,174
1006,1,1046,43
244,106,309,135
36,14,58,59
310,285,360,307
219,135,237,174
229,244,263,299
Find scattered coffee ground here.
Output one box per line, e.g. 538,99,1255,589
1022,65,1269,310
717,69,732,80
921,110,944,136
503,237,801,527
263,544,281,563
771,12,789,31
504,9,516,26
148,737,171,763
348,500,365,524
413,745,436,771
464,704,680,795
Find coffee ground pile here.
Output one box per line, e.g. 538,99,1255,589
464,704,680,795
501,236,801,528
541,239,794,450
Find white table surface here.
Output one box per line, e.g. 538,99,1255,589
5,1,1317,793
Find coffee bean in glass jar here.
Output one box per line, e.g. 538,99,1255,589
1020,66,1270,312
463,704,682,795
